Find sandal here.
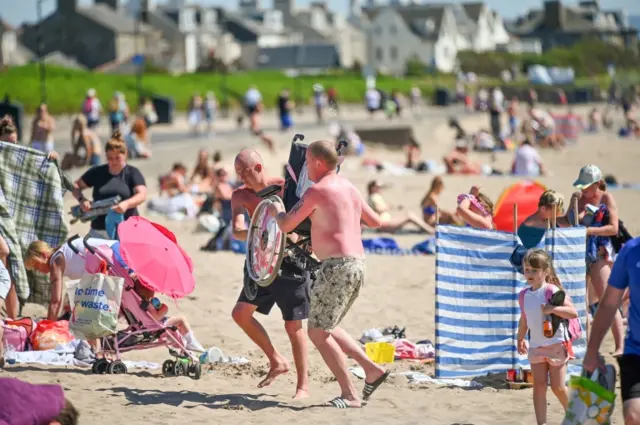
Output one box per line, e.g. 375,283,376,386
363,370,390,400
326,397,360,409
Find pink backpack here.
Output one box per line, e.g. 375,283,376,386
518,285,583,342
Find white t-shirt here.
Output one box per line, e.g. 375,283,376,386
50,238,117,280
365,89,381,109
83,98,102,121
244,88,262,107
513,144,542,176
522,283,567,348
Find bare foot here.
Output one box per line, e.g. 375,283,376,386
258,362,290,388
292,388,310,400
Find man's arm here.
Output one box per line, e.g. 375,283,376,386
274,189,317,234
361,196,383,229
231,191,248,241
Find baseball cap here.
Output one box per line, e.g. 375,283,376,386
573,164,602,189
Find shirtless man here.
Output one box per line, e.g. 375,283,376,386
269,140,389,408
231,149,309,399
30,103,56,154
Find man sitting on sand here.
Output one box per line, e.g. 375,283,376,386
270,140,390,408
230,149,310,399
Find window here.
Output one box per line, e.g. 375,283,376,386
389,24,396,35
376,47,383,61
390,46,397,60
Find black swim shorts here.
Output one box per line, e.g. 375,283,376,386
618,354,640,402
238,260,310,321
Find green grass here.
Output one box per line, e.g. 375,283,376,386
0,65,460,114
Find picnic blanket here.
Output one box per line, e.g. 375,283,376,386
0,142,70,304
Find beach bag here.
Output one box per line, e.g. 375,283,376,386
561,368,616,425
67,272,124,340
30,320,75,351
83,98,93,114
2,318,34,352
518,286,582,342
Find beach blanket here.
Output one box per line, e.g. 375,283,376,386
0,142,69,303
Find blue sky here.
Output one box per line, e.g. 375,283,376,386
3,0,639,26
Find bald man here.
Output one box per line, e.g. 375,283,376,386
230,149,310,399
269,140,389,408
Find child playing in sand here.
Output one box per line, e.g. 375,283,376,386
517,249,578,425
133,280,205,352
456,185,494,230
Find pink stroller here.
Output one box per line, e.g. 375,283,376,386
66,234,202,379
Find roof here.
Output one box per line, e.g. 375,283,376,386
78,4,151,33
364,5,447,41
256,43,340,70
461,3,484,22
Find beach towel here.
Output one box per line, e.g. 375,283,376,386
0,142,69,303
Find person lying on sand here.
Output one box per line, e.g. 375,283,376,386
367,180,433,233
442,140,484,175
269,140,390,408
230,149,310,399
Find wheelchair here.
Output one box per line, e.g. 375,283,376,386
243,134,347,300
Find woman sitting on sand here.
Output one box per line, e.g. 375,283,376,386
125,118,151,159
517,190,565,249
71,115,102,166
420,176,462,226
367,180,433,234
189,148,213,193
456,185,494,230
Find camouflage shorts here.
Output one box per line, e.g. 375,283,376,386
308,257,365,331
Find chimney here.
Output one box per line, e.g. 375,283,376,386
274,0,294,16
543,1,565,30
57,0,77,14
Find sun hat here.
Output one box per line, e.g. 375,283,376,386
87,88,96,97
573,164,602,189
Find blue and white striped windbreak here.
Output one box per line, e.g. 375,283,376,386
435,225,587,379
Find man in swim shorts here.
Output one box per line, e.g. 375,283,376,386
269,140,390,408
584,236,640,424
230,149,309,399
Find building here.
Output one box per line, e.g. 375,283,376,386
253,43,341,72
19,0,162,70
508,0,638,51
0,19,34,67
359,2,511,74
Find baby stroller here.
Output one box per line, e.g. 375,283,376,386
66,234,202,379
243,134,347,297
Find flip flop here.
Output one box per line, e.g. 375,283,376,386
326,397,360,409
362,370,390,401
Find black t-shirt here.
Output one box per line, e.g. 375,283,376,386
80,164,146,230
277,95,289,115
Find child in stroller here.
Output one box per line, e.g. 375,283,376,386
131,279,205,352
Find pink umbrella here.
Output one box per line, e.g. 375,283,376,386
118,216,195,298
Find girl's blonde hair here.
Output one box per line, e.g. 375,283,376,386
538,189,564,214
24,240,55,268
476,192,494,216
523,248,563,289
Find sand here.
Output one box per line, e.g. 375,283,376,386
7,104,640,424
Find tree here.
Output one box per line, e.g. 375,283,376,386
405,55,427,77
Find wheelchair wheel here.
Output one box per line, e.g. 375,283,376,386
243,273,259,301
246,195,286,287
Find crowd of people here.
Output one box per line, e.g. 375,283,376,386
1,81,640,425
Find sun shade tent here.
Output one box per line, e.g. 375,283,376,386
493,180,547,233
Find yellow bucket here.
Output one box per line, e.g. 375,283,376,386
365,342,395,364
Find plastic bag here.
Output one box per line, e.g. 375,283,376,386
30,320,75,351
67,272,124,340
562,368,616,425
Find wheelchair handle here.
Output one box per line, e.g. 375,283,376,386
66,234,81,254
293,133,305,143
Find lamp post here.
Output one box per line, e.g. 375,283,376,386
134,0,146,100
221,35,229,118
36,0,47,104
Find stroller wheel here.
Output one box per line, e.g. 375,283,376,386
108,360,128,375
243,274,259,301
162,360,176,376
174,360,187,376
190,363,202,380
92,358,110,374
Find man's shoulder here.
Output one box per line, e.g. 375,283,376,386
619,237,640,260
232,185,252,201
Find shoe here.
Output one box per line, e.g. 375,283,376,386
186,340,206,353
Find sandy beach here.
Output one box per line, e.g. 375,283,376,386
7,105,639,424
